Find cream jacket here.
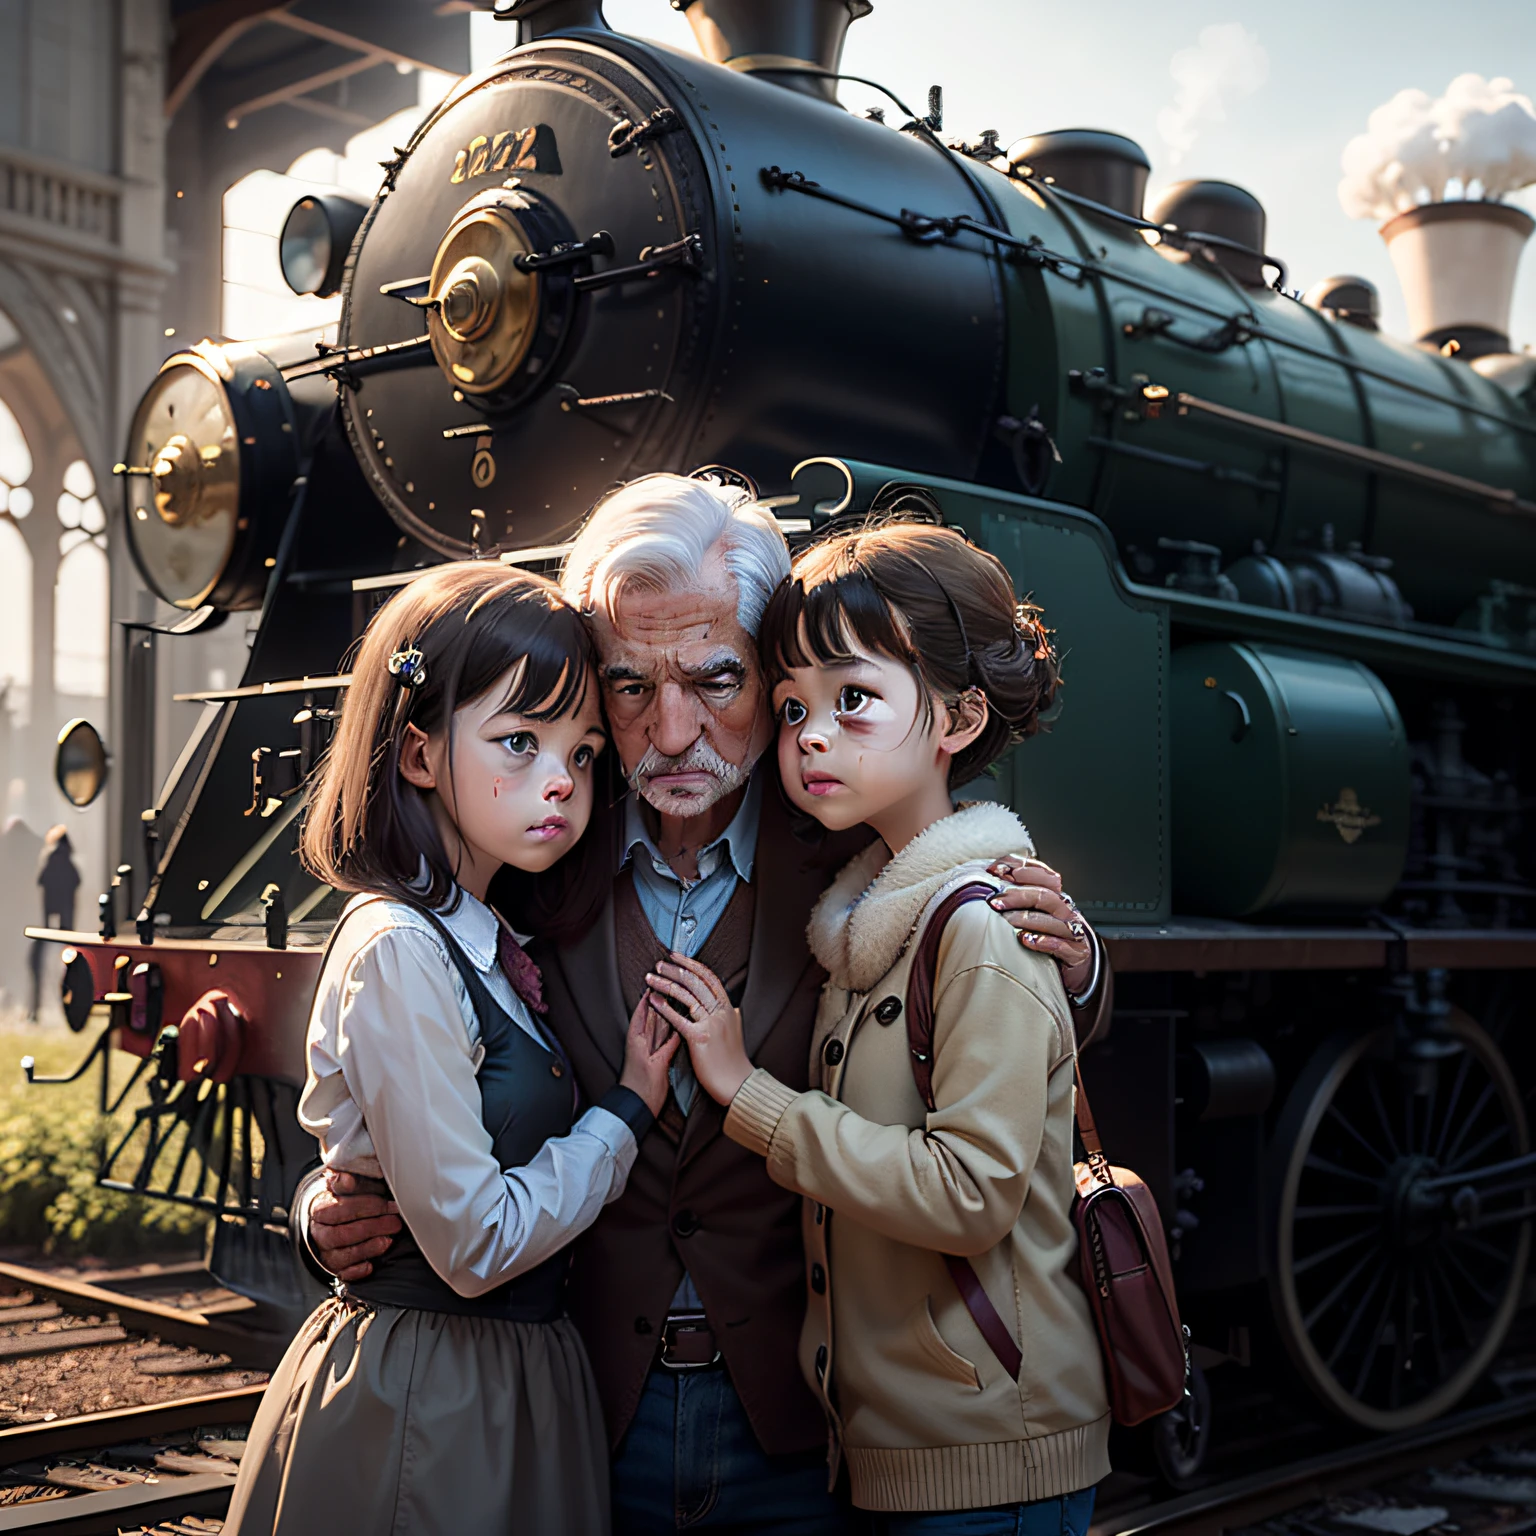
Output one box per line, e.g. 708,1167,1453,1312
724,803,1111,1512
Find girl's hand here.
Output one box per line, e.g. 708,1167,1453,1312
986,855,1095,995
619,991,682,1117
645,953,753,1108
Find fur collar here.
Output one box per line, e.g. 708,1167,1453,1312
807,802,1035,993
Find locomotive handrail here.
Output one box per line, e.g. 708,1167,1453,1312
1171,392,1536,519
172,673,351,704
759,156,1536,439
1012,169,1290,292
280,334,432,383
350,545,576,594
761,162,1529,439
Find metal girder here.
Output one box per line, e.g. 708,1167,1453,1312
211,40,390,128
167,0,293,118
168,1,473,123
280,1,475,75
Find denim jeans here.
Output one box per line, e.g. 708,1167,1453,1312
859,1488,1097,1536
610,1366,852,1534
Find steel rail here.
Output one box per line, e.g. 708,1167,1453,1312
0,1384,265,1471
1094,1388,1536,1536
0,1262,260,1363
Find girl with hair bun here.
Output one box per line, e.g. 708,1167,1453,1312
647,522,1110,1533
224,563,677,1536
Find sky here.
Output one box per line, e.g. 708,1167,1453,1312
471,0,1536,350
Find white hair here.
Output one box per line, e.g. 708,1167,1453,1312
560,473,790,636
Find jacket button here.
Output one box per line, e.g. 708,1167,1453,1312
810,1263,826,1294
551,1061,564,1078
823,1039,845,1065
672,1208,699,1238
815,1344,827,1381
874,996,902,1025
634,1316,652,1335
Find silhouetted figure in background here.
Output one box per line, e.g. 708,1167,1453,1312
0,816,42,1014
30,825,79,1019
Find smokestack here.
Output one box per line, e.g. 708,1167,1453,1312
1380,200,1534,359
671,0,872,104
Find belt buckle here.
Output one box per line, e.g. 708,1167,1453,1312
659,1311,721,1372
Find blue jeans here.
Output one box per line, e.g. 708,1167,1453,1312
611,1366,852,1534
860,1489,1097,1535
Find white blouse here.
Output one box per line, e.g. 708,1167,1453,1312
298,889,638,1299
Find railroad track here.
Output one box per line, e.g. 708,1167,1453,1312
0,1262,268,1532
10,1261,1536,1534
1094,1386,1536,1536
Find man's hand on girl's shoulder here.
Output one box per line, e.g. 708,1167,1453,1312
985,855,1096,996
309,1167,403,1282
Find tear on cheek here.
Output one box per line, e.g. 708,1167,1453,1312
492,777,501,799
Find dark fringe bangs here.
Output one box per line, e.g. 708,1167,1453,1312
762,556,918,683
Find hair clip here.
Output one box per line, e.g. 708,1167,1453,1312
388,644,428,689
1015,605,1056,662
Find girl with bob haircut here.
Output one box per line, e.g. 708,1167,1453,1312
225,563,677,1536
648,522,1111,1534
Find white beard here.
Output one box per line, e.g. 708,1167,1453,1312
629,738,753,817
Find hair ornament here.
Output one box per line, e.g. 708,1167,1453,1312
1015,603,1055,662
387,644,429,690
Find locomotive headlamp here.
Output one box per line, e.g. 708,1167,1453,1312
279,192,369,299
55,718,109,808
118,346,299,611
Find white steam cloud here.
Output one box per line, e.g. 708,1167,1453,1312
1339,74,1536,222
1157,24,1269,166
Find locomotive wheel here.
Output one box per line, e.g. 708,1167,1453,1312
1269,1015,1530,1431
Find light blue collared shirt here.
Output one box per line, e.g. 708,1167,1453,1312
620,773,761,1116
621,776,762,1320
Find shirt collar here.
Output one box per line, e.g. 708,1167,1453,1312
435,886,502,972
621,769,762,886
408,858,502,971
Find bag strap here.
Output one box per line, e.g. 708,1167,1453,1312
904,880,1023,1381
905,882,997,1108
1072,1058,1113,1186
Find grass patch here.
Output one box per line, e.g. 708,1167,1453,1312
0,1012,208,1258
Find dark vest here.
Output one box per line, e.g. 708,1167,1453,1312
339,900,577,1322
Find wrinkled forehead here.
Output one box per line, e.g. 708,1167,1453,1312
592,570,760,678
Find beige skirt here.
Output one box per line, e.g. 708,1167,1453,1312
224,1296,610,1536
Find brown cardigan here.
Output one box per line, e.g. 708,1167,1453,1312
537,785,1111,1456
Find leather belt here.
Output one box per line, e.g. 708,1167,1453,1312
659,1311,722,1371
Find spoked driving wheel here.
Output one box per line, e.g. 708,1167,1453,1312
1269,1014,1531,1431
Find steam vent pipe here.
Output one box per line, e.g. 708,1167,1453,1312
1006,130,1151,219
1380,200,1535,360
671,0,874,104
495,0,611,42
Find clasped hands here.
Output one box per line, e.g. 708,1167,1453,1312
646,852,1092,1110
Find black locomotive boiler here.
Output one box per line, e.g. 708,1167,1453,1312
29,0,1536,1473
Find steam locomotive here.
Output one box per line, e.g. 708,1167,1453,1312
29,0,1536,1479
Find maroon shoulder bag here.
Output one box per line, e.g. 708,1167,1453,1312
904,883,1188,1427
